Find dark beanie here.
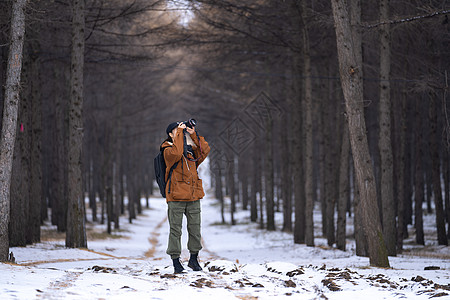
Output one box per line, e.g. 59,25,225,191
166,122,180,135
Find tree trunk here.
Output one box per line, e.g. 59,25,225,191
9,43,30,248
444,148,450,239
265,115,275,231
337,125,350,251
425,168,433,214
0,0,28,261
292,51,305,244
394,89,407,253
88,159,97,222
331,0,389,267
428,94,448,245
29,41,42,242
240,156,249,211
66,0,87,248
215,166,225,224
302,0,314,246
250,142,258,222
353,170,368,257
414,98,425,245
229,154,236,225
378,0,396,256
281,113,292,232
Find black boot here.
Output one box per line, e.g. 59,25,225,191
172,257,185,274
188,253,202,271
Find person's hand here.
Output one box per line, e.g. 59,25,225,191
186,126,195,135
178,123,186,130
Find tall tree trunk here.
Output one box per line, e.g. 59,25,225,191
404,98,413,233
250,141,258,222
281,112,292,232
302,0,314,247
337,125,350,251
265,114,275,231
29,40,42,242
114,96,122,228
9,43,30,247
229,154,236,225
88,158,97,222
331,0,389,267
394,90,406,253
444,148,450,239
240,156,249,210
293,60,305,244
215,166,225,224
353,169,368,257
0,0,28,261
414,98,424,245
378,0,396,256
425,168,433,214
429,94,448,245
66,0,87,248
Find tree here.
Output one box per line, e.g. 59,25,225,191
301,0,314,247
414,97,424,245
428,93,448,245
66,0,87,248
378,0,396,256
330,0,390,267
337,125,350,251
0,0,28,261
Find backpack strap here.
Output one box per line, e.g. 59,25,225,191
167,160,179,195
162,145,180,196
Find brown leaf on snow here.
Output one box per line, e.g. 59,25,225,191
411,275,427,282
286,268,304,277
430,292,449,298
322,279,341,291
434,284,450,291
190,278,214,288
284,280,296,288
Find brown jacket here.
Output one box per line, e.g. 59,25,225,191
162,129,210,202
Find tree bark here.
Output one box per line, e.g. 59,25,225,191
281,112,292,232
378,0,396,256
394,90,407,253
302,0,314,247
414,98,425,245
66,0,87,248
0,0,28,261
331,0,389,267
428,94,448,245
29,41,42,242
265,114,275,231
293,54,305,244
229,153,236,225
337,125,350,251
215,166,225,224
353,171,368,257
250,141,258,222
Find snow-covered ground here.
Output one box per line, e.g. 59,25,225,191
1,163,449,299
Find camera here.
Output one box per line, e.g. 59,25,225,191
183,118,197,129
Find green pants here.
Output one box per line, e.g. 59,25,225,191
166,200,202,259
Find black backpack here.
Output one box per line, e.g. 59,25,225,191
154,146,179,198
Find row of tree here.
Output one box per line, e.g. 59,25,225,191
0,0,448,268
184,0,449,267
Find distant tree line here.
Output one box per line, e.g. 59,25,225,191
0,0,448,268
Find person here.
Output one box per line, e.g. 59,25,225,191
161,120,210,273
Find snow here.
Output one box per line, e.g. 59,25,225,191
1,160,449,299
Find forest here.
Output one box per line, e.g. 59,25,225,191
0,0,449,271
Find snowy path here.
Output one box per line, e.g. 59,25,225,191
1,196,450,299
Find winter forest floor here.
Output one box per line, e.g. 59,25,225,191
1,162,450,300
1,194,449,300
